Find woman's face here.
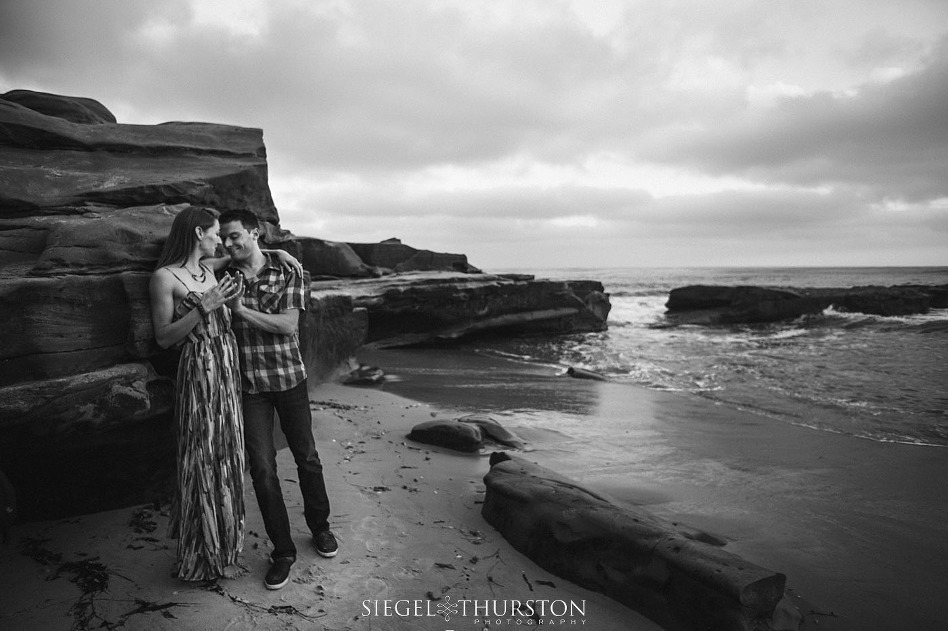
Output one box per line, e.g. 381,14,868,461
197,220,222,257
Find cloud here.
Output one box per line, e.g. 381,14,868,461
2,0,947,267
642,40,948,202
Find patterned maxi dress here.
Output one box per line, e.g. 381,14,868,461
167,291,246,581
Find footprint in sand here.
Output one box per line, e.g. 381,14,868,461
322,573,390,601
354,515,408,553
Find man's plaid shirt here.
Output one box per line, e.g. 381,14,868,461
228,253,307,394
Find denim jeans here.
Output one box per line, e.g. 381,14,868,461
242,379,330,560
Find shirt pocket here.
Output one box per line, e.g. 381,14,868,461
258,283,284,313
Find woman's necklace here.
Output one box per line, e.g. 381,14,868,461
181,262,207,283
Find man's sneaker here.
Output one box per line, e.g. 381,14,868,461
314,530,338,558
265,557,294,590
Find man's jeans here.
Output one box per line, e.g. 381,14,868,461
243,380,330,560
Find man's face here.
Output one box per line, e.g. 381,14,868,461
221,220,258,262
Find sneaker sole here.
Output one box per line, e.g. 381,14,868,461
316,548,338,558
265,576,290,590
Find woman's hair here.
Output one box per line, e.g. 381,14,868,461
155,206,219,269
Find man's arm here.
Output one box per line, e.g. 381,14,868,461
231,304,300,335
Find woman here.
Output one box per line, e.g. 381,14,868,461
150,206,299,581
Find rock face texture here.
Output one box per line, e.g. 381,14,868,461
482,452,789,631
0,90,612,518
348,238,481,274
311,272,611,347
0,91,278,219
665,284,948,325
0,91,365,518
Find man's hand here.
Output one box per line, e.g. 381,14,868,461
270,249,304,276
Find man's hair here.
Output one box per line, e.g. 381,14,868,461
218,208,261,232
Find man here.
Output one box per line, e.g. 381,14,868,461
218,209,337,590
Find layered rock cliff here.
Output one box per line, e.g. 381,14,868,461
0,90,610,518
311,271,610,347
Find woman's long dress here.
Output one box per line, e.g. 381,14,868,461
167,292,245,581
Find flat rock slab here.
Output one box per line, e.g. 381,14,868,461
311,271,610,346
482,452,788,631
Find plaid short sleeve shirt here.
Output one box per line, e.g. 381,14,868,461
228,253,307,394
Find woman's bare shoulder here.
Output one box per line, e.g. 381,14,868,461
151,266,182,291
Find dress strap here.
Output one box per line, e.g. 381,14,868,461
167,268,194,292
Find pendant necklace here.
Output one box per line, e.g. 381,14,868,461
181,263,207,283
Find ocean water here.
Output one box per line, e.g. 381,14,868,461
473,267,948,447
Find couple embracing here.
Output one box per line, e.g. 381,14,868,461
149,207,337,590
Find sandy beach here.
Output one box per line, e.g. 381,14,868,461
3,346,947,630
0,378,659,631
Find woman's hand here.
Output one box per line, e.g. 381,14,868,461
200,274,241,313
224,273,245,312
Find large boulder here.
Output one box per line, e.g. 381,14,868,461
482,452,788,631
407,420,485,452
665,286,824,325
817,285,937,317
407,415,525,452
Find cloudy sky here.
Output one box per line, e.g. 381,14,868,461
2,0,947,270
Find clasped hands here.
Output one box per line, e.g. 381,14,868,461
200,273,245,314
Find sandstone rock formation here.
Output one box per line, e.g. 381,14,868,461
665,284,948,325
2,89,117,125
311,272,611,347
482,452,792,631
0,91,278,219
0,90,611,518
348,237,480,274
0,91,365,518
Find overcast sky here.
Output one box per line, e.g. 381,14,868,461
2,0,947,270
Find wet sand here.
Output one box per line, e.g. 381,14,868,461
363,346,948,630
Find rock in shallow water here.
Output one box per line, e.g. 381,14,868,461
665,283,948,324
567,366,607,381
